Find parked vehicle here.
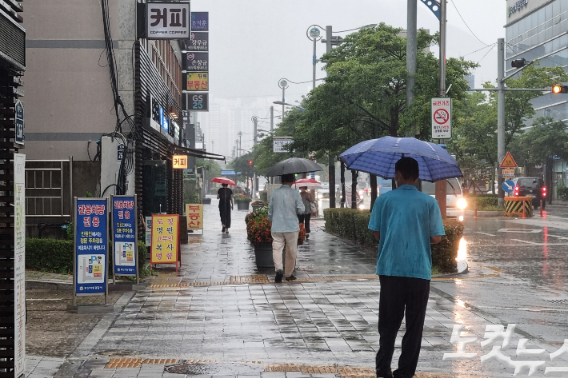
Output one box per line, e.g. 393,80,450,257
421,178,465,208
511,177,546,209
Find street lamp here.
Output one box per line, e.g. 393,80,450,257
278,78,289,119
273,101,305,112
306,25,323,90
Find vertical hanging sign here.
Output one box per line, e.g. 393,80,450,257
73,198,109,302
14,153,25,377
111,195,139,283
150,214,180,266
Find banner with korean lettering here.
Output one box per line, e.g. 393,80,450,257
146,2,191,40
183,72,208,91
75,198,108,295
151,214,179,264
185,204,203,230
183,32,209,51
112,196,137,276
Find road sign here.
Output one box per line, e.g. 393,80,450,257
502,168,515,177
431,98,452,139
15,100,24,145
183,72,208,91
183,52,208,72
500,152,518,168
273,137,293,153
502,180,515,193
184,92,209,111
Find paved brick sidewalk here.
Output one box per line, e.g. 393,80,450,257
31,197,568,377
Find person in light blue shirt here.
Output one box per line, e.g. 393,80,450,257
268,173,305,283
368,157,445,378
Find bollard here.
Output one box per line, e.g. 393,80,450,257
474,203,478,218
540,199,544,217
522,200,526,219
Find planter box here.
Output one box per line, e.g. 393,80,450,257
253,243,286,270
251,205,263,212
237,201,250,211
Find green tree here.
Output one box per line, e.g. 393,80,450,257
196,158,222,178
291,23,477,157
512,117,568,167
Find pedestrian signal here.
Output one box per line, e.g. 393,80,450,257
511,59,527,68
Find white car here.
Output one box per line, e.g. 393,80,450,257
421,178,465,208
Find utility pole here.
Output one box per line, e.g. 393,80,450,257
270,106,274,133
435,0,448,219
497,38,505,208
325,25,337,209
278,79,288,121
252,116,258,197
406,0,417,135
307,26,322,90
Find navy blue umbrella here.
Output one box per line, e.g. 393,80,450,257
340,136,462,182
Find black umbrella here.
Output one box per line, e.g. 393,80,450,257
266,158,322,177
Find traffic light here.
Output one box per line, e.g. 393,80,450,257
248,160,253,166
511,58,527,68
552,84,568,94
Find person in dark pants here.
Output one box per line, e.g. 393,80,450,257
368,157,445,378
217,184,233,233
297,186,314,238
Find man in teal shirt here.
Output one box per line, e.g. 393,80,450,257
368,157,445,378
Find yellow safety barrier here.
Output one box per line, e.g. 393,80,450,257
504,196,533,218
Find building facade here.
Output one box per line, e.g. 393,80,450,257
23,0,221,232
505,0,568,197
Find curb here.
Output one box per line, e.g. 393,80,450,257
465,210,505,217
26,280,72,290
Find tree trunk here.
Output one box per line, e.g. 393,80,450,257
340,163,346,208
370,174,377,211
351,170,358,209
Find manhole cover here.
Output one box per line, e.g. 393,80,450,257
165,362,263,375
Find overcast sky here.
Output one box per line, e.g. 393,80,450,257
191,0,506,155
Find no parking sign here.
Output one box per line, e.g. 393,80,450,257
431,98,452,139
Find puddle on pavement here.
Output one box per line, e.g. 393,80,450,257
165,362,264,375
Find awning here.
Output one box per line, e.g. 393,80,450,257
170,145,226,161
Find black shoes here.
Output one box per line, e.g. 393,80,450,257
275,270,283,283
285,275,297,281
222,227,225,232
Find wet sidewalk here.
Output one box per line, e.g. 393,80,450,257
39,197,568,377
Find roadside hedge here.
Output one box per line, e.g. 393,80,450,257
323,208,464,273
26,239,149,276
467,194,498,209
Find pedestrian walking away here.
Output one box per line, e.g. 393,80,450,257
217,184,233,233
268,173,305,283
368,157,445,378
298,185,315,238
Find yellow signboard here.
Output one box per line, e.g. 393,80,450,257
502,168,515,177
186,204,203,230
173,155,188,169
500,152,518,168
185,72,208,91
150,214,179,265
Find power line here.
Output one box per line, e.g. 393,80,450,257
476,43,496,65
462,43,496,58
450,0,489,46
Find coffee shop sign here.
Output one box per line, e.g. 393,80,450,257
509,0,528,17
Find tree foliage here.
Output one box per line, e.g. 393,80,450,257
291,23,477,157
511,117,568,166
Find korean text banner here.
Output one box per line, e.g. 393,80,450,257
183,72,208,91
147,2,191,40
191,12,208,31
75,198,108,295
151,214,179,264
112,196,137,276
183,32,208,51
186,204,203,230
